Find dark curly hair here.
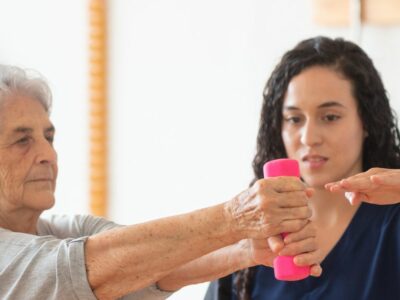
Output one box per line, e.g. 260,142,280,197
229,36,400,300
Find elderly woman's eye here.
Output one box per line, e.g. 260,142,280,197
16,137,31,145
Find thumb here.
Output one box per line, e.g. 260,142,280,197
267,235,284,254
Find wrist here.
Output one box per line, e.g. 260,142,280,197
235,239,258,269
223,190,254,242
223,198,245,242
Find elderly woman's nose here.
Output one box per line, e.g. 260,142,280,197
35,138,57,164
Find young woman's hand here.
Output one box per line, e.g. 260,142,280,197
249,221,322,277
325,168,400,205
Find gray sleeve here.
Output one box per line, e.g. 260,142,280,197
37,215,174,299
0,231,96,300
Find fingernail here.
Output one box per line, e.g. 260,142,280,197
344,192,354,205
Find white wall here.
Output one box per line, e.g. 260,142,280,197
108,2,400,298
0,0,89,216
0,1,399,299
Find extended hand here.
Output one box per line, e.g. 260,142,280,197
325,168,400,205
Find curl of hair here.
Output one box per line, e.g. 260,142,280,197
236,36,400,300
0,64,52,113
234,268,256,300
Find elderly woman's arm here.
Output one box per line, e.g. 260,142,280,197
85,178,311,299
157,221,322,292
156,240,254,292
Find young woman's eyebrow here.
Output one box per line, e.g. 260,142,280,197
283,101,346,111
317,101,346,109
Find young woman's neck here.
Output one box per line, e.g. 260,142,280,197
309,187,360,227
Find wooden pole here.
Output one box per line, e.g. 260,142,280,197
89,0,108,217
312,0,400,26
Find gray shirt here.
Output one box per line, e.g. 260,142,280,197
0,214,173,300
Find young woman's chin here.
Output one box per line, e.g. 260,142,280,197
301,176,331,189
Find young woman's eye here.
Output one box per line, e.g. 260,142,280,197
323,114,341,122
284,116,302,124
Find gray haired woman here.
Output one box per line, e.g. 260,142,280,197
0,65,320,300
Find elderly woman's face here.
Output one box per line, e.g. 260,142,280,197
0,94,57,212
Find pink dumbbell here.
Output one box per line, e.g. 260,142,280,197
263,158,310,281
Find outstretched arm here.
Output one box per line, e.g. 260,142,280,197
85,177,311,299
157,222,322,293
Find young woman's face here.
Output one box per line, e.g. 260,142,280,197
281,66,365,188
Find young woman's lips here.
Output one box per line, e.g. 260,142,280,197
302,155,328,169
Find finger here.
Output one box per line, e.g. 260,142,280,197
274,219,308,236
267,235,284,253
310,264,322,277
261,177,306,193
279,237,316,256
326,183,345,193
284,223,316,244
278,206,312,220
326,172,366,188
340,177,380,191
324,181,339,190
325,171,370,191
276,191,309,208
293,250,321,266
325,180,352,192
330,178,378,194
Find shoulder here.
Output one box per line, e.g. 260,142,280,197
0,228,38,248
0,227,97,300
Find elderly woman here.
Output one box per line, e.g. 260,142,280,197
0,65,320,300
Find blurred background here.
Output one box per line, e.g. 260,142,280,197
0,0,399,298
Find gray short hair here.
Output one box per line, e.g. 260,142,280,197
0,64,52,113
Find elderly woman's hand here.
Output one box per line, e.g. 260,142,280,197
226,177,312,241
325,168,400,205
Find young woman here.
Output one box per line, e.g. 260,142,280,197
205,36,400,300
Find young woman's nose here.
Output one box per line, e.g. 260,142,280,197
300,120,323,147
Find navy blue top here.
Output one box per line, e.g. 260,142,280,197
204,203,400,300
